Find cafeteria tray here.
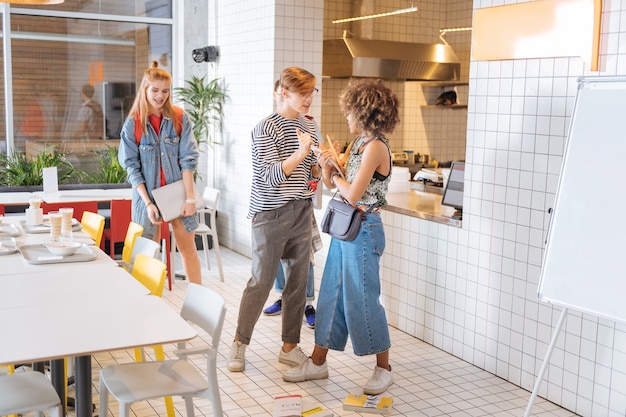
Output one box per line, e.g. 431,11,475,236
20,218,82,234
18,243,97,264
0,223,21,237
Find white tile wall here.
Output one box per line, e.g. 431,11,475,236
321,0,472,164
202,1,626,416
206,0,324,258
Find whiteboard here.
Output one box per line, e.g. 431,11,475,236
538,76,626,324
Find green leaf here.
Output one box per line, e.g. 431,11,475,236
174,76,228,149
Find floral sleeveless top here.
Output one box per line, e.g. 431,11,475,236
344,135,392,208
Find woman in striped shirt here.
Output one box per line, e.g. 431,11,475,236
228,67,322,373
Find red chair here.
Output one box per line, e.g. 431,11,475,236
101,199,132,259
41,201,98,224
0,204,4,215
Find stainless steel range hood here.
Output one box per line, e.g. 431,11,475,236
323,37,461,81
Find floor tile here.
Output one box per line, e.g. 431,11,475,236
87,247,579,417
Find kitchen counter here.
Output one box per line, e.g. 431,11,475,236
322,188,462,227
385,189,462,227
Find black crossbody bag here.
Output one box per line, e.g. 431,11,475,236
321,194,377,241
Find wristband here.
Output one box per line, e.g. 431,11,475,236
185,199,196,204
146,201,154,208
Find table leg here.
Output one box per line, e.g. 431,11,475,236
32,361,45,373
50,359,66,416
74,355,92,417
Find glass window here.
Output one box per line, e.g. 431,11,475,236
12,0,171,19
0,2,173,184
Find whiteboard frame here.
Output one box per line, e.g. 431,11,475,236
538,75,626,325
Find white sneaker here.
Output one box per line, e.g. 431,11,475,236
278,346,308,367
227,340,247,372
363,365,393,395
282,357,329,382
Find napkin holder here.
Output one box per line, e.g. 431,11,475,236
25,207,43,225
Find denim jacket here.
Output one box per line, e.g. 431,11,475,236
118,109,199,238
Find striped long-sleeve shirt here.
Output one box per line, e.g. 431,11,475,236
247,113,320,218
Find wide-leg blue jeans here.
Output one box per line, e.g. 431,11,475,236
314,212,391,356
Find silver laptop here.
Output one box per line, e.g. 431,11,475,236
151,180,204,222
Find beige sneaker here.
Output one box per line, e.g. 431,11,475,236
227,340,247,372
282,357,329,382
363,365,393,395
278,346,308,367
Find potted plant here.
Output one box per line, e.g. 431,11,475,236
85,146,127,184
174,75,227,150
174,76,228,186
0,149,82,186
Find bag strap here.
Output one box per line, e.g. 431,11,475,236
333,137,383,214
332,191,379,217
134,106,184,145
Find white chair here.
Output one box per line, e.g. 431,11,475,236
172,187,224,282
118,236,161,271
0,371,63,417
129,236,162,268
99,283,227,417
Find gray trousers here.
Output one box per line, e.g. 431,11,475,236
236,198,313,345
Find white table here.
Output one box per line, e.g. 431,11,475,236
0,215,195,417
0,296,195,417
0,296,194,365
0,188,132,207
0,268,149,309
0,215,115,276
32,188,132,203
0,191,38,206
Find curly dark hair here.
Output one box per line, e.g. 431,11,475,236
339,78,400,136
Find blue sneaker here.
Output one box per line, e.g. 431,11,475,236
304,305,315,328
263,299,282,315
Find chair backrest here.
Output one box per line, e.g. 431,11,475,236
202,187,220,212
107,199,132,242
129,236,161,268
130,253,167,297
181,283,226,350
121,222,144,265
0,371,63,417
41,201,98,223
80,211,105,247
197,187,220,231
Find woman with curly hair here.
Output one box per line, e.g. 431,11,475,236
283,78,400,395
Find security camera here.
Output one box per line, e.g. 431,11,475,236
192,46,218,63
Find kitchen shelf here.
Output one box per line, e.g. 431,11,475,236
419,81,469,87
420,81,469,108
421,104,468,110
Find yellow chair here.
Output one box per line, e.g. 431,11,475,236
80,211,105,247
129,254,174,417
117,222,144,270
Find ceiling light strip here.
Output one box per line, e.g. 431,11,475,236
332,6,417,24
439,27,473,33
